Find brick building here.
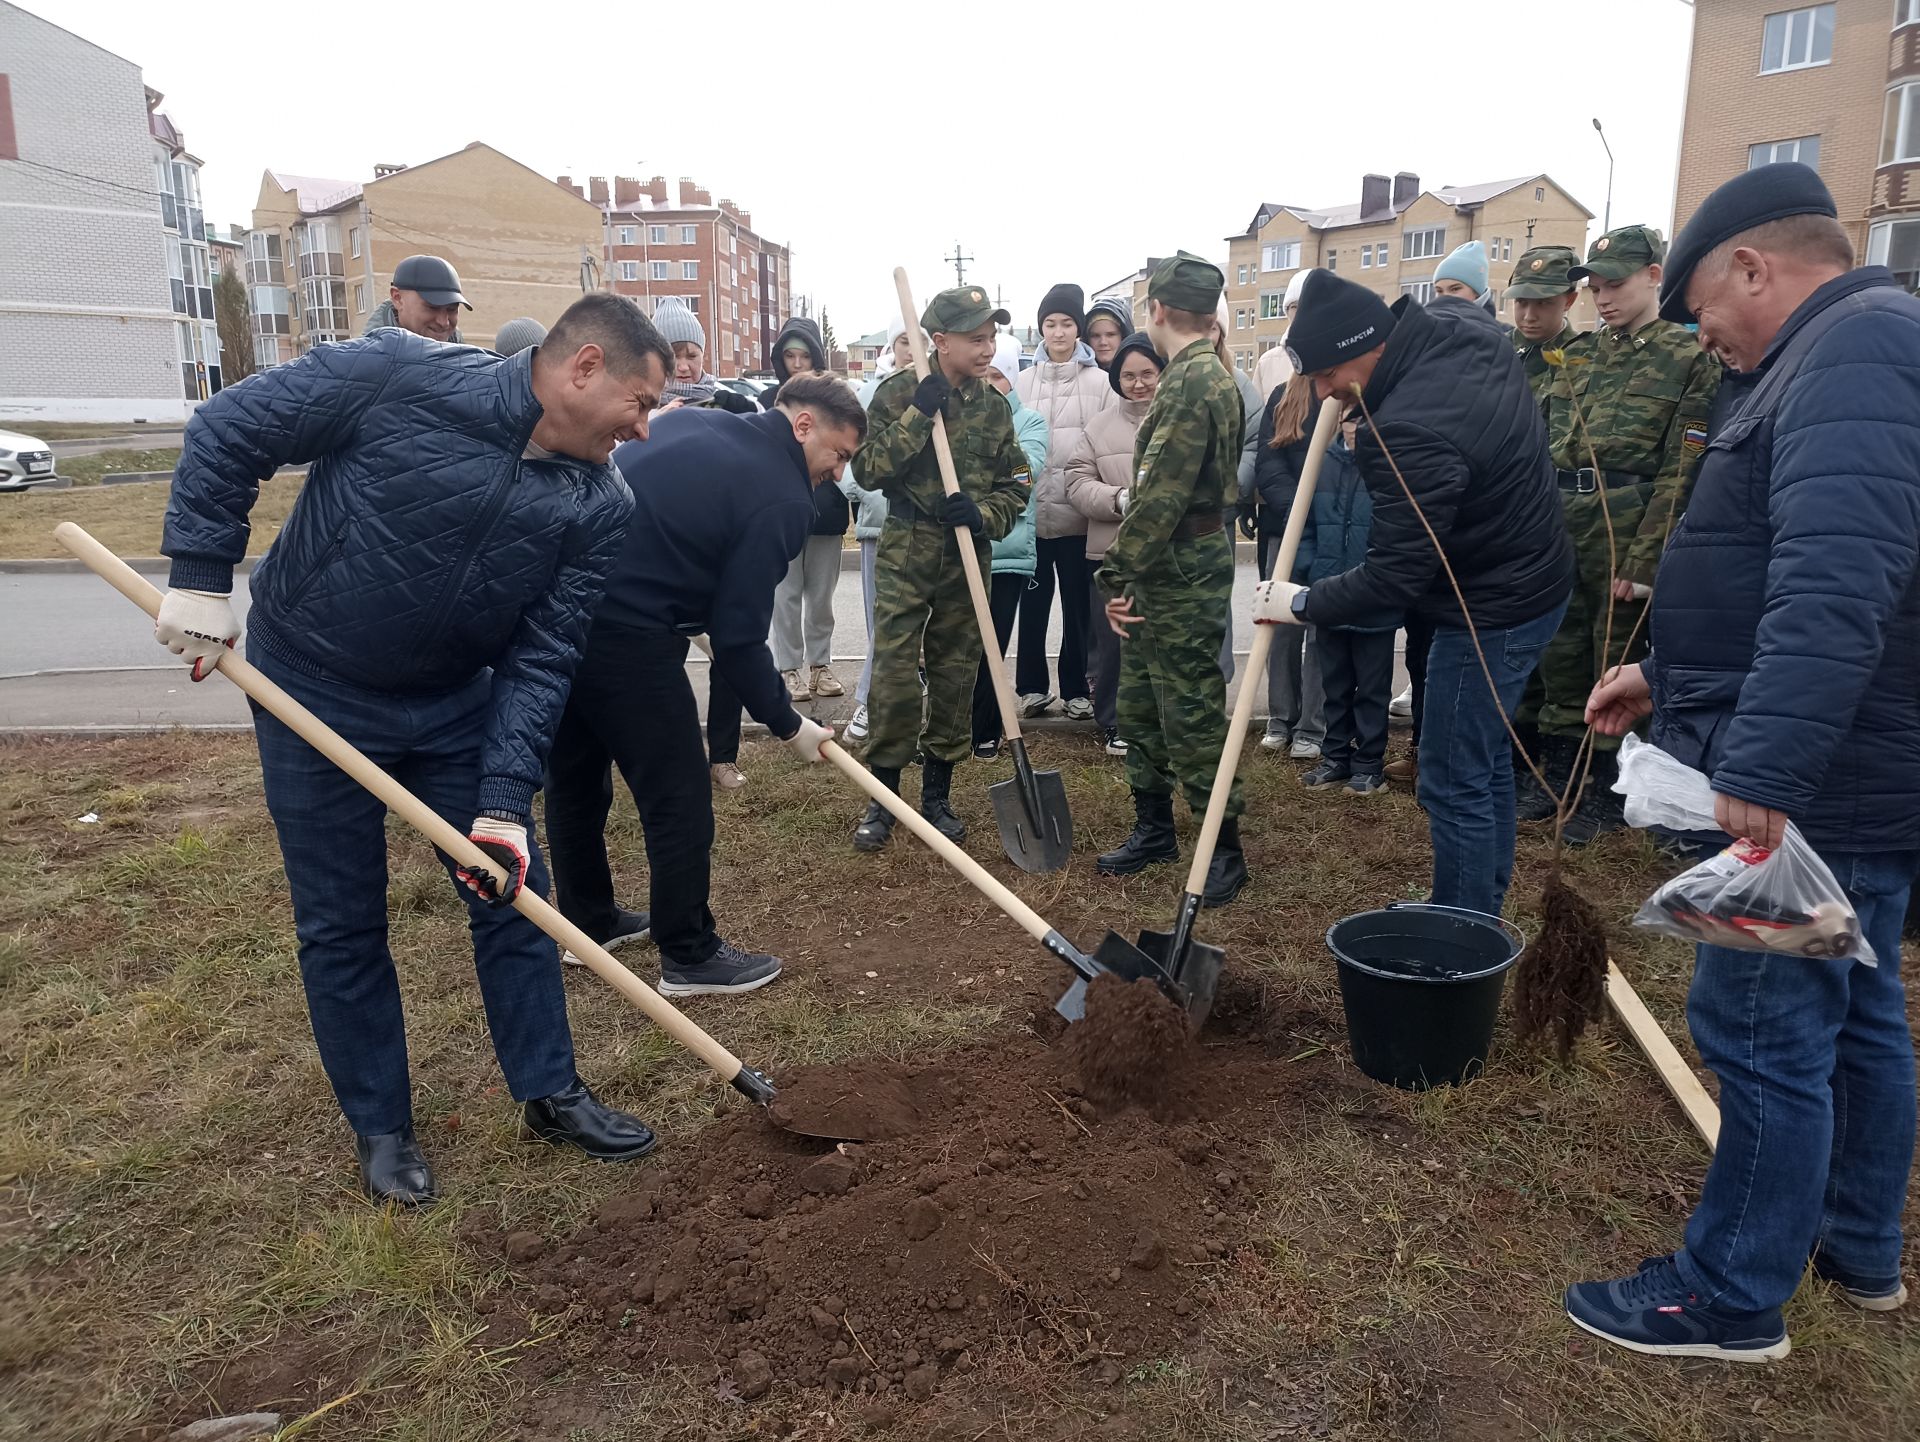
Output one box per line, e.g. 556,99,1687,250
1675,0,1920,292
247,143,603,368
1222,172,1593,376
562,175,791,378
0,1,212,423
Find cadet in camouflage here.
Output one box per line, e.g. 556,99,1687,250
1505,245,1582,409
849,285,1032,852
1094,252,1250,905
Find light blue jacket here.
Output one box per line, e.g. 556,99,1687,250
841,372,893,540
991,388,1049,577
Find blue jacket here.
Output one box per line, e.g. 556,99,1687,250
1293,438,1399,633
990,389,1049,578
162,332,633,819
1648,268,1920,851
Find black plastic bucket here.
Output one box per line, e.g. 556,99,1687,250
1326,903,1526,1090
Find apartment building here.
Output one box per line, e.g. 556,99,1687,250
0,2,212,422
247,143,603,368
565,175,792,378
1222,172,1592,375
845,329,886,380
1675,0,1920,292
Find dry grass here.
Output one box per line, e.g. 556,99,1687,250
0,472,302,561
1,730,1914,1441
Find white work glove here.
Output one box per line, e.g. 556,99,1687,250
154,588,240,682
456,815,529,906
783,716,833,763
1250,579,1308,626
1116,489,1130,515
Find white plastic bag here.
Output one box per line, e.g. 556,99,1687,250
1612,736,1875,965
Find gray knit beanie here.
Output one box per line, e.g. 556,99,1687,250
494,316,547,357
651,297,706,351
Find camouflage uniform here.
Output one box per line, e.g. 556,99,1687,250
857,297,1031,772
1096,274,1246,819
1535,226,1721,746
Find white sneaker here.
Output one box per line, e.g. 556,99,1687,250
1062,697,1094,721
1289,738,1323,760
1259,729,1290,752
1018,692,1055,718
783,668,810,701
846,703,869,740
1389,686,1413,720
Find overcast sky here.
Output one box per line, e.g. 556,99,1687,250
37,0,1697,339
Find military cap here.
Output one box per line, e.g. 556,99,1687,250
1659,162,1838,324
1505,246,1579,300
921,285,1010,336
1569,225,1667,283
1147,251,1225,313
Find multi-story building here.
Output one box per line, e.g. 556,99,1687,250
1676,0,1920,293
844,329,886,381
247,143,604,368
0,2,212,422
1223,172,1593,375
564,175,792,378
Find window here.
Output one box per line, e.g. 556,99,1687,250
1401,280,1435,305
1327,251,1337,271
1535,185,1545,201
1258,291,1283,320
1237,264,1248,284
353,282,366,312
650,260,670,280
0,75,16,162
1260,240,1300,271
246,230,285,285
1884,82,1920,164
1901,0,1920,26
1360,244,1373,269
250,284,291,335
649,225,667,244
1868,217,1920,293
684,295,699,314
682,260,699,280
1376,241,1391,266
620,260,640,281
1750,135,1821,169
1761,5,1834,74
1501,238,1512,261
254,335,281,369
1404,226,1446,260
616,225,636,245
681,225,697,244
349,226,362,258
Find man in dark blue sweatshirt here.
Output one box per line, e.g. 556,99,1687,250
543,374,867,994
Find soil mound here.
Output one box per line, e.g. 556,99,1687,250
1067,974,1194,1109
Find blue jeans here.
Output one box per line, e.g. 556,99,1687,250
248,640,576,1135
1416,600,1566,916
1676,849,1918,1313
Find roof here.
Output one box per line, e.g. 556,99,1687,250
269,171,363,214
852,330,889,348
1236,172,1592,239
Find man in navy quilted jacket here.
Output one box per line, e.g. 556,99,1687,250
156,293,671,1205
1572,165,1920,1361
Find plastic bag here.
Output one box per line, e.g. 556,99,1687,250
1612,735,1875,965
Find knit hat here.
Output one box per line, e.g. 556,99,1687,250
651,297,705,352
1085,296,1132,336
1661,163,1838,323
1282,268,1317,316
1283,269,1396,374
990,334,1024,390
1434,241,1489,298
1036,282,1086,334
1107,331,1166,396
494,316,547,357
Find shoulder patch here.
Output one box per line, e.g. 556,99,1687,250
1683,423,1708,454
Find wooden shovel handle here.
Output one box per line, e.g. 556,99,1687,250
891,268,1026,746
1182,396,1345,896
53,522,756,1089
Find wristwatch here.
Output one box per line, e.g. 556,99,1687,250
1291,586,1311,619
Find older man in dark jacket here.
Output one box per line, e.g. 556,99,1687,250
1252,270,1573,916
158,294,671,1206
1569,165,1920,1361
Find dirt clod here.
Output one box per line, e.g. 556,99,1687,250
901,1197,943,1241
1126,1233,1166,1271
1069,975,1193,1108
742,1182,778,1219
503,1231,546,1263
800,1151,858,1196
903,1362,940,1402
733,1349,774,1400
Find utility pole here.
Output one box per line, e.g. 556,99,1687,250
1592,117,1614,234
946,241,974,285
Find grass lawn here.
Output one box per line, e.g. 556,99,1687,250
0,470,303,561
4,423,177,442
56,449,187,488
1,729,1914,1441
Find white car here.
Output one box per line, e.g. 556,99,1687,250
0,428,61,492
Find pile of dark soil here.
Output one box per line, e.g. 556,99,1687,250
464,981,1333,1409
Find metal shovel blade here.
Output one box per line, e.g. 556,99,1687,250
987,739,1071,874
1053,930,1186,1023
1135,926,1224,1034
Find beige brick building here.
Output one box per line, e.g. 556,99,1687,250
1221,172,1593,376
246,143,603,368
562,175,792,379
1675,1,1920,292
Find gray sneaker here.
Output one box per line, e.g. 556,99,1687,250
1018,691,1055,718
1289,738,1323,760
1062,696,1095,721
659,940,782,996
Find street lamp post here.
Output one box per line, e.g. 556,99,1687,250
1592,117,1614,234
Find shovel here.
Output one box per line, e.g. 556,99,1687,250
891,266,1071,875
1084,396,1346,1030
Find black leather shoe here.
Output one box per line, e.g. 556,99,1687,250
853,766,901,852
525,1078,657,1162
356,1126,437,1206
1096,789,1179,875
1201,817,1249,908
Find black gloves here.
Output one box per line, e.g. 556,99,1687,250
1236,502,1258,539
941,491,985,535
708,388,758,415
911,372,953,419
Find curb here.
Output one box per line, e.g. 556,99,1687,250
0,557,259,574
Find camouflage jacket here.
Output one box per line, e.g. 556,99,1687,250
856,367,1032,543
1513,322,1577,410
1095,338,1244,595
1545,319,1721,585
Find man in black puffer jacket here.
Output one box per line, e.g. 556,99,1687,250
1252,270,1573,917
157,294,671,1206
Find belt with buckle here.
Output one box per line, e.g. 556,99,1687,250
1555,468,1652,495
1172,510,1224,539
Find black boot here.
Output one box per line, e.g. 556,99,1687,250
356,1126,437,1206
1096,789,1179,875
1561,750,1624,849
525,1077,657,1162
920,757,966,843
853,766,901,852
1201,816,1249,908
1516,735,1569,824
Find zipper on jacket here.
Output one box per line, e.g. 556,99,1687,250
279,523,351,613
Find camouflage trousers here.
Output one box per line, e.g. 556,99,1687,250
866,517,989,769
1537,479,1654,749
1117,535,1244,819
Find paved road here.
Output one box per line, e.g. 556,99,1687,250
0,561,1404,731
52,430,186,459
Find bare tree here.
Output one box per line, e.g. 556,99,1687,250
213,268,256,383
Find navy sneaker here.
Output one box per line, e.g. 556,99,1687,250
1300,760,1352,790
1565,1257,1789,1362
1812,1255,1909,1312
659,940,782,997
1344,771,1388,797
563,908,652,967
